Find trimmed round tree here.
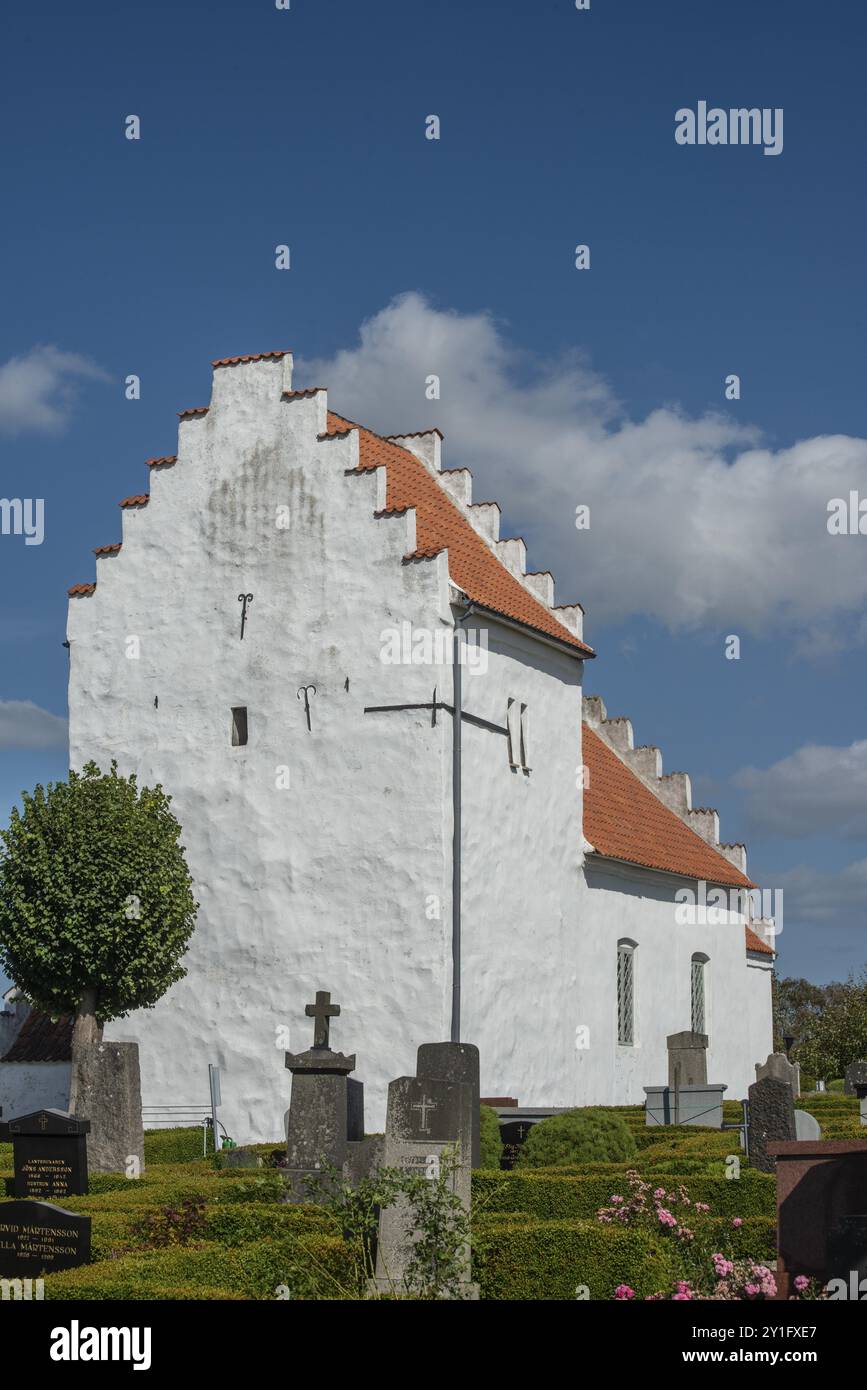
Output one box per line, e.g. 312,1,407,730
0,762,197,1049
516,1108,637,1168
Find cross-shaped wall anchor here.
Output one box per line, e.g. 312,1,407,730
238,592,253,640
305,989,340,1050
297,684,316,731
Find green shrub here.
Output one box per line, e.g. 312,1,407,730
516,1109,636,1168
473,1169,775,1220
144,1127,215,1165
43,1234,355,1301
475,1217,676,1300
479,1106,503,1169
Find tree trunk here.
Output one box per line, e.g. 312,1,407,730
72,987,102,1050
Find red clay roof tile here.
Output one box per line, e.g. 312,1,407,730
67,583,96,597
93,543,122,556
745,925,775,956
583,722,754,889
326,412,593,656
146,456,177,469
212,351,291,367
119,495,149,508
177,407,208,419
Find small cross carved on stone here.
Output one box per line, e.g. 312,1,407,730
411,1095,437,1133
305,990,340,1050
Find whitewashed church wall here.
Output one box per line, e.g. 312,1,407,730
578,861,773,1106
68,360,456,1140
457,616,585,1104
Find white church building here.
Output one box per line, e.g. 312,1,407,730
65,350,774,1141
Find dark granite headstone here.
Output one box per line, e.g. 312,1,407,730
844,1061,867,1097
748,1076,796,1172
769,1139,867,1297
0,1200,91,1276
0,1110,89,1200
417,1042,480,1167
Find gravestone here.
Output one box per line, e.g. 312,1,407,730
0,1110,89,1198
283,988,374,1199
667,1031,708,1087
68,1041,144,1175
374,1064,476,1297
794,1109,822,1141
756,1052,800,1097
417,1042,480,1168
0,1200,91,1276
844,1061,867,1097
768,1138,867,1297
748,1076,796,1172
856,1083,867,1128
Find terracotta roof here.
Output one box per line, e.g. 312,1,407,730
146,456,176,469
94,543,121,556
120,495,149,508
213,351,291,367
387,428,444,441
282,388,324,400
2,1011,73,1063
583,723,754,889
178,407,208,419
745,926,775,956
68,582,95,597
325,412,594,656
582,724,768,957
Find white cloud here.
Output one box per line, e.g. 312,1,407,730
772,858,867,925
301,294,867,640
0,346,109,435
0,701,68,750
734,741,867,838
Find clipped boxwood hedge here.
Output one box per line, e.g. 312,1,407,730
43,1234,355,1301
475,1217,677,1300
472,1168,775,1220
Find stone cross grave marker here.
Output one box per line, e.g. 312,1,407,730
283,987,364,1198
0,1110,90,1199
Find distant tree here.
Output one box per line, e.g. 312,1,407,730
772,974,827,1054
796,970,867,1081
0,762,197,1052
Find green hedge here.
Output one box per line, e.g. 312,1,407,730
479,1106,504,1169
473,1169,775,1220
475,1217,676,1300
43,1234,355,1301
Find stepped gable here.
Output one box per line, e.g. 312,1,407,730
326,411,593,656
65,353,594,658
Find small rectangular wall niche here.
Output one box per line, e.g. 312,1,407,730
231,707,248,746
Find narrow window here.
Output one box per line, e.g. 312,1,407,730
507,698,520,768
231,707,248,746
691,954,707,1033
617,942,635,1045
519,703,530,772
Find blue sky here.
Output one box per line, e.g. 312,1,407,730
1,0,866,987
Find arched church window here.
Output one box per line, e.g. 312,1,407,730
617,940,636,1045
691,953,708,1033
